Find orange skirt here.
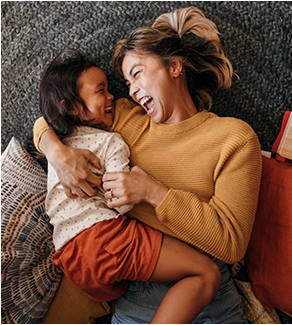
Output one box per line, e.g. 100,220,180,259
52,215,162,301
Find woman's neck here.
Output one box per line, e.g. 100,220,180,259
165,94,198,124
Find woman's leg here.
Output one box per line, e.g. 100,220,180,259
148,235,222,324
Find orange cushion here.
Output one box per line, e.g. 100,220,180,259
245,156,292,314
43,275,111,324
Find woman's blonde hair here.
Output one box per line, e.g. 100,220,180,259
112,7,233,110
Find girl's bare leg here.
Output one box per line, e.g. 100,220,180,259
148,236,222,324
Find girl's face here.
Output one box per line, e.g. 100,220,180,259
76,66,114,128
122,53,184,124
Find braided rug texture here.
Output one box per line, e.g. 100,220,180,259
1,2,292,152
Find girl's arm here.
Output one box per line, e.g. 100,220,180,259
34,117,102,198
103,132,134,215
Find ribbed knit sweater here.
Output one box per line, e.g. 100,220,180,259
34,98,262,263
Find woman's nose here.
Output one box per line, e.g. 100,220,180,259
129,83,139,99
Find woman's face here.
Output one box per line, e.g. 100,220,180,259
76,66,114,128
122,53,183,124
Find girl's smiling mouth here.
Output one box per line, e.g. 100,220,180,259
105,106,113,114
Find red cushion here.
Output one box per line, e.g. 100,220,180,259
245,156,292,314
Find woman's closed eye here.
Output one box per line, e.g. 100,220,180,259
125,70,141,88
133,70,140,78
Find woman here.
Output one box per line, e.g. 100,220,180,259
34,6,262,323
40,47,221,324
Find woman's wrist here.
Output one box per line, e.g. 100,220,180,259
39,129,63,159
146,178,169,208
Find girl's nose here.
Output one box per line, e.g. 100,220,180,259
107,91,114,101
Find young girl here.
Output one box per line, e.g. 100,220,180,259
40,48,221,324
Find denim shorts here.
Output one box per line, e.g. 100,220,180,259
112,259,247,324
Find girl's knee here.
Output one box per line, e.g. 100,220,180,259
205,260,222,296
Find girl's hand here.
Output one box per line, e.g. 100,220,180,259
102,166,169,208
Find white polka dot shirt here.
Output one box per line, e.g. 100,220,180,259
46,126,133,251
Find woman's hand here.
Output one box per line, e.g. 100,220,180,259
40,129,102,198
52,146,102,199
103,166,169,208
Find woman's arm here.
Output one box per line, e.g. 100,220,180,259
34,117,102,198
103,135,262,264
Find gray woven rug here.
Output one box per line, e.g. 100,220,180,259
1,1,292,152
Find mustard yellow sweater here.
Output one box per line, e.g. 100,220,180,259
34,98,262,263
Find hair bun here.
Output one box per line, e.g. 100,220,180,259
153,6,220,43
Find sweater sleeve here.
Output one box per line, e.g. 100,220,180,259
33,117,50,152
155,133,262,264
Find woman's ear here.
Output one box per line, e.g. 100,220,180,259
170,59,183,78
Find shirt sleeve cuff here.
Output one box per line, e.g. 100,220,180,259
33,117,50,153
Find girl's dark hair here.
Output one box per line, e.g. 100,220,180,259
112,7,233,111
39,48,98,138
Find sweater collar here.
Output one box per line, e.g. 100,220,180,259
150,110,214,134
